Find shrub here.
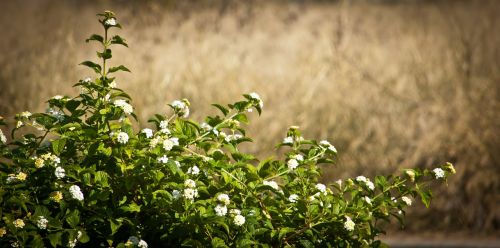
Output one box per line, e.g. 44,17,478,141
0,11,455,247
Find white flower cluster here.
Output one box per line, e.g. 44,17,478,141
114,99,134,115
217,194,230,205
344,216,355,231
287,159,299,170
116,132,129,144
6,172,27,183
214,204,228,216
0,129,6,144
183,179,198,200
54,166,66,179
405,169,416,182
225,134,243,143
248,92,263,108
69,185,84,201
13,219,25,229
37,216,48,229
35,153,61,168
319,140,337,153
141,128,153,138
401,196,412,206
171,100,190,118
46,108,65,121
233,214,246,226
157,155,168,164
105,18,117,26
316,183,327,193
201,122,219,136
288,194,299,203
187,166,200,175
433,168,445,179
356,176,375,191
162,137,179,151
263,180,279,190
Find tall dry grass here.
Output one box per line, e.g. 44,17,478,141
0,0,498,234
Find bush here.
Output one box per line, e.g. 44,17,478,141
0,11,455,247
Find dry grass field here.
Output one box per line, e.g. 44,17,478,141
0,0,499,235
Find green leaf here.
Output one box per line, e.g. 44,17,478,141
80,61,102,73
418,189,432,208
110,35,128,47
97,49,112,60
110,219,122,235
120,202,141,213
48,232,62,247
212,104,229,116
52,138,66,156
86,34,104,43
108,65,131,74
211,237,228,248
66,209,80,228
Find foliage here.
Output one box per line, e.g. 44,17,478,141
0,11,455,247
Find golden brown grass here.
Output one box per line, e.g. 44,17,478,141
0,0,498,234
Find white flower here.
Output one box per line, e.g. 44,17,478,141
37,216,48,229
288,194,299,203
83,77,92,83
69,185,84,201
336,179,342,187
105,18,117,26
344,216,355,231
366,181,375,191
214,204,228,216
187,166,200,175
11,241,20,247
433,168,445,179
68,240,77,248
149,137,160,148
52,95,63,100
287,159,299,170
225,134,243,142
116,132,129,144
283,136,293,144
0,129,6,144
263,180,279,190
401,196,412,206
157,155,169,164
364,196,372,205
315,183,327,193
159,120,169,129
13,219,25,228
319,140,337,153
230,209,241,216
292,154,304,161
138,240,148,248
174,161,181,168
248,92,263,108
217,194,230,205
20,111,32,118
233,214,246,226
405,170,416,182
114,99,133,114
171,190,180,200
141,128,153,138
183,188,198,200
16,121,23,128
54,166,66,179
170,137,179,145
184,179,196,188
171,100,189,118
162,139,173,151
109,80,117,88
356,176,367,183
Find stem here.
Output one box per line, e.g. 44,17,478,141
102,27,108,77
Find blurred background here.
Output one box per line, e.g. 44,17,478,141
0,0,498,243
